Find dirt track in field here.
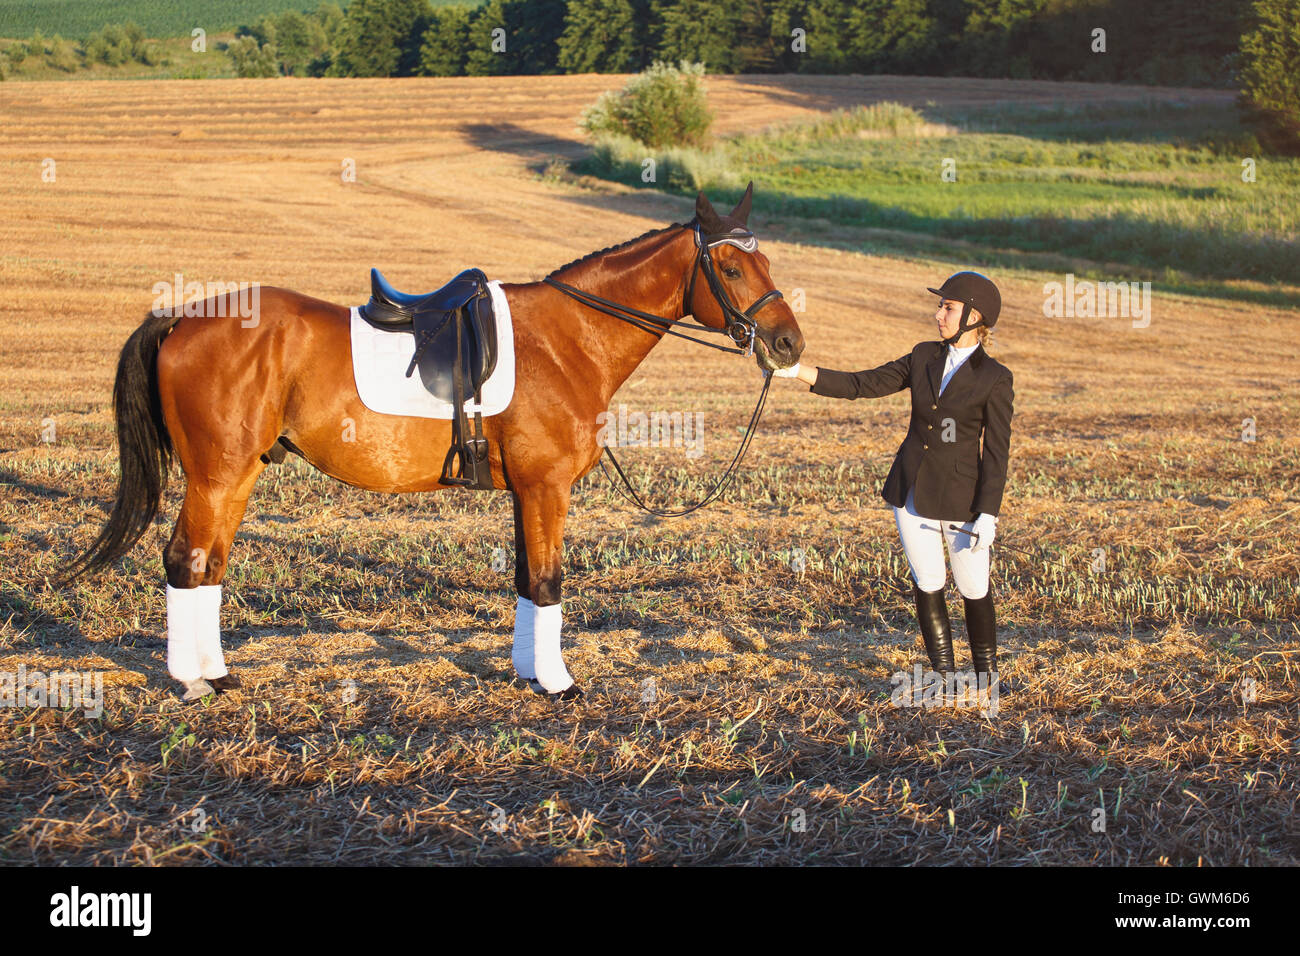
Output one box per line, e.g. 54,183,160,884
1,75,1296,866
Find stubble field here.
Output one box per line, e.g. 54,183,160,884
1,74,1297,865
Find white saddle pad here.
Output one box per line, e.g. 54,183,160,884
349,280,516,419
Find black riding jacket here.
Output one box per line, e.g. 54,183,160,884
810,341,1013,522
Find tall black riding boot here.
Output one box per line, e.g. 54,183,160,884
963,592,999,688
913,586,954,673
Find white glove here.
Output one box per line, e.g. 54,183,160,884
971,513,997,552
770,362,801,379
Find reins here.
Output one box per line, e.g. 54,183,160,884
541,277,760,355
597,372,773,518
543,222,784,517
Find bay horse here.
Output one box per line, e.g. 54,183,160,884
62,184,805,700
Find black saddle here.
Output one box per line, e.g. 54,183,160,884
359,267,501,489
360,268,499,398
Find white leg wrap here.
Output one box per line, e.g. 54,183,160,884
511,596,537,681
194,584,227,680
531,602,573,694
165,584,202,684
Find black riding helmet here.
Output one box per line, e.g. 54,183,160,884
928,271,1000,347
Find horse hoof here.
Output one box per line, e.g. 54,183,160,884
181,679,215,702
209,673,242,693
527,679,583,700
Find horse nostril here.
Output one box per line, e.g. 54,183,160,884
776,335,794,356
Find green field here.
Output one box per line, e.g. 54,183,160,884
578,100,1300,302
0,0,476,38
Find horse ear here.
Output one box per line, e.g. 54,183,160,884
695,190,722,232
730,181,754,226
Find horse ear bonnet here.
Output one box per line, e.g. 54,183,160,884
695,181,756,239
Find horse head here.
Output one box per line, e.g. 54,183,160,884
690,182,805,372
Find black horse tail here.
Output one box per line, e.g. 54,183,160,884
61,310,183,584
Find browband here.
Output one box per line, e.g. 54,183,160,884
698,228,758,253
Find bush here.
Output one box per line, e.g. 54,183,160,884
47,35,79,72
226,35,280,77
230,6,341,77
1238,0,1300,154
85,26,125,66
580,60,712,149
85,22,164,69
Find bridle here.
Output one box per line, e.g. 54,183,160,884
683,223,786,354
542,221,786,517
543,222,784,356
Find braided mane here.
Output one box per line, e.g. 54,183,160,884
545,219,694,278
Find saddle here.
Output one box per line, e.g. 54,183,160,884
359,267,500,489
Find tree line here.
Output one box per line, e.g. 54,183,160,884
228,0,1245,87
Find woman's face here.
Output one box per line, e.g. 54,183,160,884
935,298,980,341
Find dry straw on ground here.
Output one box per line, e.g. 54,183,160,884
1,75,1296,865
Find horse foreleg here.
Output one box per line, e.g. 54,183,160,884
511,483,581,698
509,491,537,686
162,471,262,700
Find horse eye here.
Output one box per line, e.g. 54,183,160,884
724,267,741,278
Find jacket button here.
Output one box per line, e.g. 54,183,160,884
922,443,929,450
931,404,937,410
927,424,933,430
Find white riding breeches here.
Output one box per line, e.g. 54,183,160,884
893,489,990,599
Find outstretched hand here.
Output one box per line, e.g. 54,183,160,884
760,362,816,387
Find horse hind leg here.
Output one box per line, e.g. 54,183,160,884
162,468,263,699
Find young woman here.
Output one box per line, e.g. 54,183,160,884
773,272,1014,689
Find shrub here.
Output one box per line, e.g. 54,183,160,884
85,22,163,69
47,35,79,72
1238,0,1300,154
85,25,126,66
226,35,280,78
238,10,331,75
580,60,712,149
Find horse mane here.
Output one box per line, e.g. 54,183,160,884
545,218,696,278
